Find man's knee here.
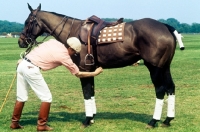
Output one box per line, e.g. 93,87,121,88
17,96,28,102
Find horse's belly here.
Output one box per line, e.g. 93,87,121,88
96,41,139,68
97,53,137,68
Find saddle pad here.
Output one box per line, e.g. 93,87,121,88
98,22,125,44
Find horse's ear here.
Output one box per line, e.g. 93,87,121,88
37,3,41,11
27,3,33,12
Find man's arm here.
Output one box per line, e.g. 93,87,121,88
75,67,103,78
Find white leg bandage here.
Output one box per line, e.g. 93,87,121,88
153,98,164,120
84,99,93,117
167,95,175,117
91,96,96,115
173,30,184,49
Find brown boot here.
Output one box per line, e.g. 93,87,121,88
10,101,25,129
37,102,53,131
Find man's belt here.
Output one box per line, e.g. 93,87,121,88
24,57,41,69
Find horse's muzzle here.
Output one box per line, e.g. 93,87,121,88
18,38,28,48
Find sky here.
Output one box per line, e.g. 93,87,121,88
0,0,200,25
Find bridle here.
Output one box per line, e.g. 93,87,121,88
21,10,41,43
20,10,76,57
20,10,42,56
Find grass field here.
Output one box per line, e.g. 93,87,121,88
0,35,200,132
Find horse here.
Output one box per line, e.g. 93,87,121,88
18,3,178,128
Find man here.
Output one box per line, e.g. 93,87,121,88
10,37,103,131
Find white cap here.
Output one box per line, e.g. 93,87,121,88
67,37,81,53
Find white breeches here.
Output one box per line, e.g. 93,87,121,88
16,59,52,102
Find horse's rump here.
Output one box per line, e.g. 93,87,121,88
130,18,176,67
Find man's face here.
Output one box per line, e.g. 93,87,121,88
68,47,77,56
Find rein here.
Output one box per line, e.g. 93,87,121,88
65,18,75,42
21,12,73,57
42,16,68,41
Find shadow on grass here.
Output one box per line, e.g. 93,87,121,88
20,111,152,125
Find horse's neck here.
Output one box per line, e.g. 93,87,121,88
56,19,82,44
39,12,82,44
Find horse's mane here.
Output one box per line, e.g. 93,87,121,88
41,10,82,20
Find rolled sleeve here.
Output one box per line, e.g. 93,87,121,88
61,55,79,75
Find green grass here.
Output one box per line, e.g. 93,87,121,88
0,35,200,132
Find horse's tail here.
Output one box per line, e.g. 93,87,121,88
164,24,185,50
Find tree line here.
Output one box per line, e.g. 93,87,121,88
0,18,200,35
0,20,23,35
103,18,200,33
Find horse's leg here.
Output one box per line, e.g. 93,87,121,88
91,90,96,124
144,62,166,128
162,68,175,127
80,77,96,127
89,77,96,123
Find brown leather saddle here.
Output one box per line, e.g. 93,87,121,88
79,15,124,65
80,15,123,44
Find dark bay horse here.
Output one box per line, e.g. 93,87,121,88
18,3,178,128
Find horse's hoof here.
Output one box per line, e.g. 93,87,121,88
81,121,91,128
81,117,94,128
145,124,154,129
90,119,95,124
161,123,170,127
81,120,94,128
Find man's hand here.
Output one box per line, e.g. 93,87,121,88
94,67,103,75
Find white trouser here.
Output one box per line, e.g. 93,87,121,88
16,59,52,102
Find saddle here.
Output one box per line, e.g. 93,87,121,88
80,15,124,44
79,15,124,66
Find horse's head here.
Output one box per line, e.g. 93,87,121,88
18,3,44,48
